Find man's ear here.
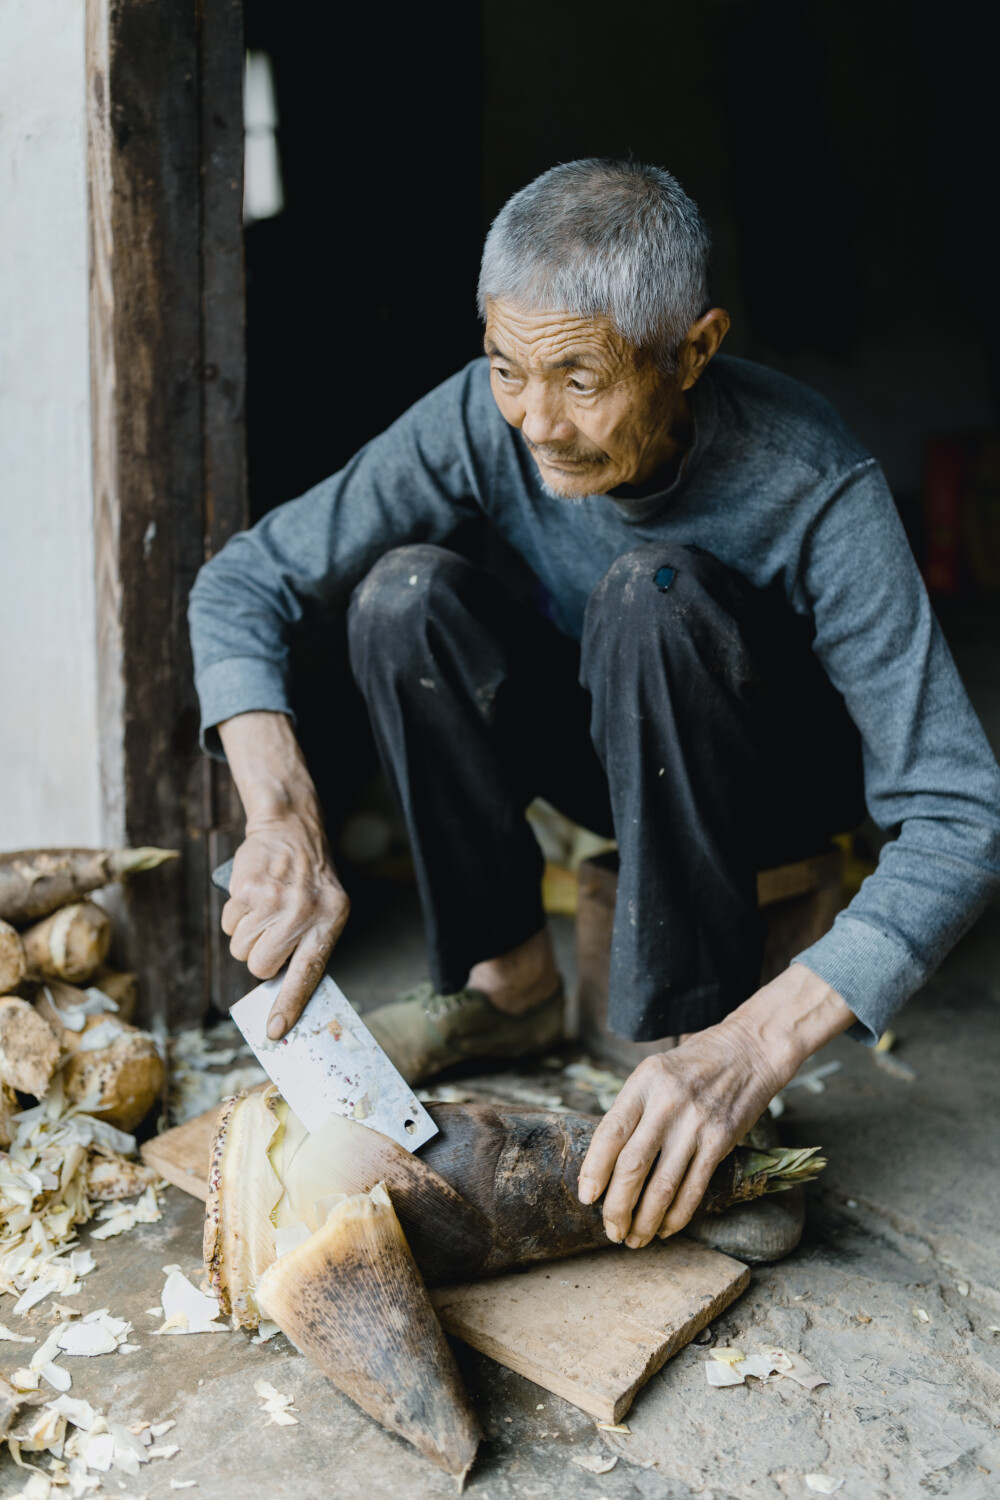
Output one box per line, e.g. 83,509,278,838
678,308,731,391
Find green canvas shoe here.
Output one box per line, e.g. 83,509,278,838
364,980,565,1086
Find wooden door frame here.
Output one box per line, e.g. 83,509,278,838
86,0,247,1028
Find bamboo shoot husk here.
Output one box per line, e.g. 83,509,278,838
0,920,27,993
60,1014,165,1130
21,900,112,984
0,995,61,1097
0,846,179,925
257,1183,481,1481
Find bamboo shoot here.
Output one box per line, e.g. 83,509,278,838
21,900,112,984
207,1092,825,1307
61,1014,165,1131
0,920,27,994
0,995,61,1097
0,846,178,925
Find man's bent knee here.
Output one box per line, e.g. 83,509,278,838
348,544,468,647
585,543,728,630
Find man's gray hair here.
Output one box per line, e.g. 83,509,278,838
477,159,711,373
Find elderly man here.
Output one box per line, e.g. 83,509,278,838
189,160,1000,1255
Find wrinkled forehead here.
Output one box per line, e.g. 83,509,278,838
483,298,633,372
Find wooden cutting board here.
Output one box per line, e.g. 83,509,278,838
432,1238,748,1423
143,1105,749,1422
141,1106,219,1198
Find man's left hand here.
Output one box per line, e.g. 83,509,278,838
577,964,856,1246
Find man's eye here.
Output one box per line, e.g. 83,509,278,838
494,366,514,381
569,378,595,393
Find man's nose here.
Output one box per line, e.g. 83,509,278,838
519,383,575,446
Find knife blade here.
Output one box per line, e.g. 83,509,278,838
229,970,437,1152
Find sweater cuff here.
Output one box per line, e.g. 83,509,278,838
195,657,296,759
792,913,927,1046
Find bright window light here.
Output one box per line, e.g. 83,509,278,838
244,51,284,224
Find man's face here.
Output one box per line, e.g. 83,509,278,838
484,300,683,497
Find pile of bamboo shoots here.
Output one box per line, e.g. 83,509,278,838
0,846,178,1137
206,1086,826,1480
1,847,176,1313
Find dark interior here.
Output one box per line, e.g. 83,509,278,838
241,0,999,842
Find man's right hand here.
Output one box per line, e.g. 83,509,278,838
217,711,350,1039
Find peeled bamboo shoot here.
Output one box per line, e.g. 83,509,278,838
0,920,27,994
61,1014,164,1130
0,994,61,1097
0,846,178,925
21,900,112,983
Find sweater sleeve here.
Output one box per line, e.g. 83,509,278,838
790,460,1000,1041
188,366,487,755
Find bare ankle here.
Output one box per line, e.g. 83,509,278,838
467,927,559,1015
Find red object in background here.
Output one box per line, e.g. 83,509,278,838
924,438,966,597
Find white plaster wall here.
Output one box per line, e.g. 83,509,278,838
0,0,101,847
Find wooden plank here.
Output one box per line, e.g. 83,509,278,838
86,0,248,1029
757,847,842,907
141,1106,220,1201
432,1238,749,1423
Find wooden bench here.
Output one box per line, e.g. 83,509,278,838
575,846,844,1072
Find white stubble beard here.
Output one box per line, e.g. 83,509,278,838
537,477,598,504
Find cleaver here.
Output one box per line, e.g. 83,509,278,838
213,858,437,1153
229,972,438,1151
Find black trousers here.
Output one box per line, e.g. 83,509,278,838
346,542,865,1041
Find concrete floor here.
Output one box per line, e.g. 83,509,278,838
3,607,997,1500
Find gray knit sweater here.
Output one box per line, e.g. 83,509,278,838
189,354,1000,1043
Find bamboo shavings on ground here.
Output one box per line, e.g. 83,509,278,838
89,1186,160,1240
167,1020,265,1127
1,1077,162,1316
0,1322,34,1342
152,1270,228,1335
573,1452,618,1473
2,1382,191,1499
560,1060,627,1114
253,1379,299,1427
703,1335,829,1389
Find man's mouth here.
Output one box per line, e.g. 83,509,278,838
525,443,603,470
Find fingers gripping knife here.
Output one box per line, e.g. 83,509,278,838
211,858,437,1152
